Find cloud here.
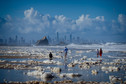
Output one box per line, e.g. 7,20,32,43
95,16,104,21
112,14,126,33
118,14,126,32
0,7,126,41
21,8,107,34
76,14,92,29
118,14,126,25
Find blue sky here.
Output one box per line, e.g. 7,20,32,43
0,0,126,42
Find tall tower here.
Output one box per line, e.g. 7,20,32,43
77,36,80,43
9,37,12,43
64,35,66,41
70,34,72,43
57,32,59,42
15,35,18,43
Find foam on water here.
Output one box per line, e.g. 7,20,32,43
32,42,126,52
47,42,126,52
0,43,126,83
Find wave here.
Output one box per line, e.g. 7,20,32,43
104,42,117,46
33,42,126,52
65,43,126,51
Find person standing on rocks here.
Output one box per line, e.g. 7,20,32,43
49,52,53,61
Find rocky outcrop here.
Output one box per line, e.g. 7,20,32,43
36,36,49,46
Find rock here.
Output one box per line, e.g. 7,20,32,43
51,67,61,73
101,66,119,72
34,66,43,71
42,72,54,79
56,61,63,65
80,56,87,60
0,60,6,62
27,70,43,76
88,58,93,61
43,60,53,64
79,64,91,69
73,60,81,64
113,59,126,63
63,80,73,83
59,73,66,78
91,70,98,75
67,63,75,67
36,36,49,46
109,75,122,83
76,50,83,53
66,73,82,78
59,73,81,78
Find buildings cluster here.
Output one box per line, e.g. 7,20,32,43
0,32,103,46
0,35,35,46
48,32,104,45
47,32,81,45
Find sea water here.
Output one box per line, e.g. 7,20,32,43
0,42,126,83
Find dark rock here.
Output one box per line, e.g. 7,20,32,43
36,36,49,46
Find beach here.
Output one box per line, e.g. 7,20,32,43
0,43,126,84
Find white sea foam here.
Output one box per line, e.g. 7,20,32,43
32,42,126,52
63,43,126,52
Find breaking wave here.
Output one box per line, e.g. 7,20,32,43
67,43,126,52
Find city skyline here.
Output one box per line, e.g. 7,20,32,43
0,0,126,42
0,33,106,45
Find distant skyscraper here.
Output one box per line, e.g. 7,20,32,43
64,35,66,41
15,35,18,44
5,39,7,44
47,36,52,43
0,39,3,44
9,37,12,43
21,37,25,44
77,36,80,43
57,32,59,42
70,34,72,42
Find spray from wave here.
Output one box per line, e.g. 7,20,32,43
67,42,126,51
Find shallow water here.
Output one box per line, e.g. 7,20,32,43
0,44,126,83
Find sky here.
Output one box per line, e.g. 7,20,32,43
0,0,126,42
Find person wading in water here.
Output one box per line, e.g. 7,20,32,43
49,52,53,61
99,48,103,58
64,47,68,60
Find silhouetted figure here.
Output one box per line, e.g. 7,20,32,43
49,52,53,61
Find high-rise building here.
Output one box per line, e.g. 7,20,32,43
5,39,7,44
48,35,51,42
57,32,59,42
76,36,80,43
70,34,72,42
15,35,18,44
64,35,66,41
0,39,3,44
9,37,12,43
21,37,25,44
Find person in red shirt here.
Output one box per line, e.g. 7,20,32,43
99,48,103,58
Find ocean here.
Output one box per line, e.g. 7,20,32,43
0,42,126,83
